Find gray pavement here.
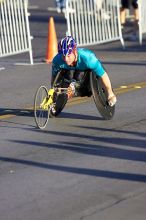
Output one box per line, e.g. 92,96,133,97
0,1,146,220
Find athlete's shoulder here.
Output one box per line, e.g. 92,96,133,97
52,53,63,65
77,48,95,58
77,48,100,68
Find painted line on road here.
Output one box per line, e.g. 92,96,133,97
67,81,146,107
28,5,58,12
0,67,5,71
0,81,146,120
0,114,16,120
114,81,146,95
47,7,58,12
28,5,39,10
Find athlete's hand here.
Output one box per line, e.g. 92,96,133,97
67,82,76,99
108,95,117,107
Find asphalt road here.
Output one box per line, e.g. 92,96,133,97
0,1,146,220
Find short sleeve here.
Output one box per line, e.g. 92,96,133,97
87,53,105,77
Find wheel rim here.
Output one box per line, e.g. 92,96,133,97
34,86,50,129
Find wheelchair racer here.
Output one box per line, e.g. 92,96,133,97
51,36,117,106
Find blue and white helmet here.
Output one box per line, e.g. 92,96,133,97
58,36,77,56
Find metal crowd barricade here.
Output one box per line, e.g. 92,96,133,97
66,0,124,48
138,0,146,45
0,0,33,64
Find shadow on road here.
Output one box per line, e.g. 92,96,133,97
1,115,146,182
0,108,34,117
0,107,103,122
0,154,146,183
59,112,102,120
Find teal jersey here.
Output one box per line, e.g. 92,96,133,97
52,48,105,78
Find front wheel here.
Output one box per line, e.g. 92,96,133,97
90,72,115,120
34,86,50,129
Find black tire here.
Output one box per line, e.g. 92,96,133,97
34,86,50,129
50,71,68,117
90,72,115,120
50,93,68,117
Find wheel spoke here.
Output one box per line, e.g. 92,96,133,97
34,86,49,129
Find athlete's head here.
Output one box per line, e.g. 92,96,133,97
58,36,77,56
58,36,77,66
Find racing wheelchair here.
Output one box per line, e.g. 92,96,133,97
34,70,115,129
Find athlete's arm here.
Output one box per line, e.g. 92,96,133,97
51,55,62,86
87,52,117,106
87,53,105,77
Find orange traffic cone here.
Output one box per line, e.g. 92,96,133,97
45,17,58,63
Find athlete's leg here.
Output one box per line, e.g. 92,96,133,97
51,69,72,87
120,0,129,25
132,0,139,21
74,70,92,97
130,0,139,40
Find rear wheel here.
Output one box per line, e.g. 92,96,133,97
34,86,50,129
90,72,115,120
